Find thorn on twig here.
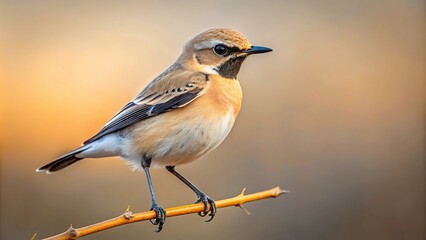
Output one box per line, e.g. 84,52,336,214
239,187,247,197
123,205,134,219
271,187,290,197
123,211,134,220
238,204,251,215
235,188,250,214
67,224,77,238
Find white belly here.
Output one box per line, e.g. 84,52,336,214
153,110,234,167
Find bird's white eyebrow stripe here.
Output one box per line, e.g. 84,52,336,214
193,39,225,50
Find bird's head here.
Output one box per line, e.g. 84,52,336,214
178,28,272,79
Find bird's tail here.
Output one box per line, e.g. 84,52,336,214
36,145,90,173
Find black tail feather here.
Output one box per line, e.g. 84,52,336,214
37,146,88,173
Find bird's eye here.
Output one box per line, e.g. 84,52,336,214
213,44,228,56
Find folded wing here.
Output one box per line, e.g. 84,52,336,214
84,66,209,144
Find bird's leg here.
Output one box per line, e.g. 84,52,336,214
166,165,216,222
142,156,166,232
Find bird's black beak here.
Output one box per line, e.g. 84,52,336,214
245,45,273,55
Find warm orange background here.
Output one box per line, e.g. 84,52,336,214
1,1,425,239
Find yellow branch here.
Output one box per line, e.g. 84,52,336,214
42,186,288,240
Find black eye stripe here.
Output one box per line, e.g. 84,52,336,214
227,47,241,54
213,44,241,57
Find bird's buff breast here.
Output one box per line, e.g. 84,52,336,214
122,108,236,170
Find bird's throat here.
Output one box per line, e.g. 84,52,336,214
218,56,246,79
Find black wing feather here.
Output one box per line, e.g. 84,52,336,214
151,92,198,115
83,90,201,144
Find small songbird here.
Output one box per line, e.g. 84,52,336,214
37,28,272,231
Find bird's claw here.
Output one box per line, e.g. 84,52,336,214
149,204,166,232
195,194,216,222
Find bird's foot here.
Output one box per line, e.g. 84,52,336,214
149,204,166,232
195,193,216,222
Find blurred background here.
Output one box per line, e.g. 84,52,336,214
1,0,425,239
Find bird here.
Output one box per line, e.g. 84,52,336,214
36,28,272,232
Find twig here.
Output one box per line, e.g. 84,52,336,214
41,186,289,240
